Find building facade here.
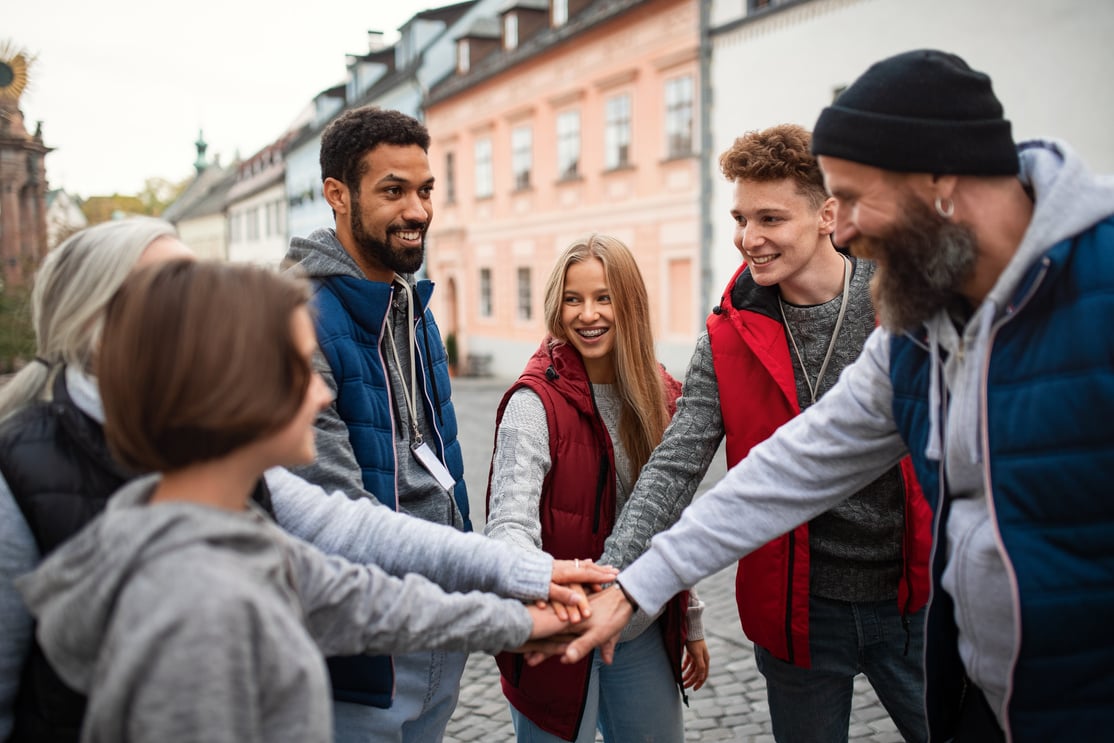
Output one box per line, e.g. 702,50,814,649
425,0,702,378
44,188,86,250
706,0,1114,295
0,78,50,286
226,131,299,267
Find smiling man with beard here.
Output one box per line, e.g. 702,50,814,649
283,106,473,743
565,50,1114,743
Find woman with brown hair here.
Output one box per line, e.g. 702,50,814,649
15,260,571,743
485,235,709,742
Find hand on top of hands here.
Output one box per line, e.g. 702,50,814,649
545,558,617,622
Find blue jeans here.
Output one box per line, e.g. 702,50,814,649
332,649,468,743
510,621,684,742
755,596,926,743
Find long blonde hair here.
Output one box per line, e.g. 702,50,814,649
0,217,178,421
543,234,669,480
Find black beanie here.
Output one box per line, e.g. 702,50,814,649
812,49,1019,175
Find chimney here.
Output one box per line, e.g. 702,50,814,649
367,30,385,52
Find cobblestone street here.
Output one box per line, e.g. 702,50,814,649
444,377,902,743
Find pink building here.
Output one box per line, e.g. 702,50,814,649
425,0,701,379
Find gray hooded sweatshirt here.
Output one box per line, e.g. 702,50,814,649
16,476,532,743
617,139,1114,729
284,229,460,528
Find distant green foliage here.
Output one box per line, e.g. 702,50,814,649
445,332,458,368
0,286,35,373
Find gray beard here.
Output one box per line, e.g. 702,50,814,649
850,198,978,332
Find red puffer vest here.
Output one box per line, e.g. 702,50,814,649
486,339,686,740
707,261,931,668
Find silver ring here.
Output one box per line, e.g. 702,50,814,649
574,558,580,569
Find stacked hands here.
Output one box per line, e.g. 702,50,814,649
517,559,710,691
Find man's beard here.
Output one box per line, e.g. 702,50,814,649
850,195,978,333
350,198,426,275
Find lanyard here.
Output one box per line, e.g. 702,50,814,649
384,275,422,445
778,254,852,405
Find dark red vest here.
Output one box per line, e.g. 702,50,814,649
486,340,686,740
707,261,931,668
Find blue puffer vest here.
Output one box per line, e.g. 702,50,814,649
889,216,1114,741
312,274,470,709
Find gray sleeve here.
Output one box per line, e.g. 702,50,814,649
599,333,725,570
265,467,552,601
483,389,550,552
620,328,909,614
281,530,534,656
289,350,386,505
0,472,38,740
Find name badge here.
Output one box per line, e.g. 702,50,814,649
411,441,456,492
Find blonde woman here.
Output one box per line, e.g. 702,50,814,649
485,235,709,742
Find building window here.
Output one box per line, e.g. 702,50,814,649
474,138,493,198
556,110,580,180
553,0,568,26
517,267,532,320
247,207,260,241
665,75,694,158
512,125,532,191
605,93,632,169
479,267,493,317
445,151,456,204
504,13,519,51
458,40,471,74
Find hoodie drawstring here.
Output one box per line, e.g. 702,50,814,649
411,286,444,427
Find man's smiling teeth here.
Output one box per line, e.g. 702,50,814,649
750,254,777,265
395,230,421,240
578,328,607,337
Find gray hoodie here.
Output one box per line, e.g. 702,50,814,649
16,476,532,743
618,139,1114,729
284,229,460,528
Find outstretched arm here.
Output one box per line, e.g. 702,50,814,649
267,467,614,609
567,329,909,661
283,528,552,657
598,333,725,570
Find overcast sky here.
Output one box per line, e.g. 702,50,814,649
6,0,445,198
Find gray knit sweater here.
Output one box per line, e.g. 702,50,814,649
780,259,904,602
487,384,704,641
600,258,904,604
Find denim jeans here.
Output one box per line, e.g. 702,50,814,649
332,649,468,743
510,621,685,743
755,595,926,743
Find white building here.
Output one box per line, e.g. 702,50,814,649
44,189,87,250
226,130,301,267
705,0,1114,300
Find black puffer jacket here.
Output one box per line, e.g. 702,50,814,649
0,369,272,742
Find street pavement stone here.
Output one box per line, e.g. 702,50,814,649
444,378,901,742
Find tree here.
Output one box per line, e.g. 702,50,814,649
138,176,189,216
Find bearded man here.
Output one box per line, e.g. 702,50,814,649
284,106,473,743
566,49,1114,743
